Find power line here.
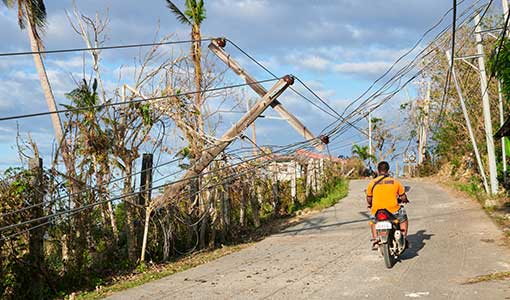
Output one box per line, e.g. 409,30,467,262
0,136,318,233
224,39,367,135
329,1,487,140
0,78,279,122
0,38,215,57
293,77,369,137
0,158,273,241
339,0,476,119
433,0,498,134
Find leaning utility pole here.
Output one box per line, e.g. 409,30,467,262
474,14,498,194
155,76,294,207
446,51,490,194
208,38,324,151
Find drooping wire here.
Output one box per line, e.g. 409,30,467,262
0,78,279,122
0,38,215,57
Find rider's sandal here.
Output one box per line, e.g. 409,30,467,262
370,239,379,251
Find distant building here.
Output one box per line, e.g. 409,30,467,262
260,149,346,181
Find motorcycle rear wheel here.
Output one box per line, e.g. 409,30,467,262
382,243,395,268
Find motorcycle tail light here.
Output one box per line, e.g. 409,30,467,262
376,211,389,221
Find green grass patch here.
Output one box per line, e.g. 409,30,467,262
291,178,349,212
453,179,485,201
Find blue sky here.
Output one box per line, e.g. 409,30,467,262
0,0,491,171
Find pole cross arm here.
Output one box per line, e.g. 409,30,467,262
208,38,324,151
154,76,294,208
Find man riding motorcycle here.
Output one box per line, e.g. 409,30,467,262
366,161,409,250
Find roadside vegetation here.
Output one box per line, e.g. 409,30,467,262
73,178,349,299
291,178,349,212
0,1,354,299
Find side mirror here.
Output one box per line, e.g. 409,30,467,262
405,186,411,193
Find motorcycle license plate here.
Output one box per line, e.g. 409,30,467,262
375,221,392,230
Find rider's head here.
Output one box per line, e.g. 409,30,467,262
377,161,390,175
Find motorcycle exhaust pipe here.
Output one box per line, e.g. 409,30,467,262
394,230,405,250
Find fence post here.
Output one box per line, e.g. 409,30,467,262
312,159,318,194
305,159,312,198
240,181,248,227
318,158,324,191
139,153,153,261
28,157,44,298
221,180,231,240
272,162,281,217
291,161,297,205
251,173,261,228
139,153,153,206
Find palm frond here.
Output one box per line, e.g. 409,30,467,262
196,0,206,23
17,0,25,29
184,0,206,24
23,0,47,49
28,0,47,29
165,0,191,25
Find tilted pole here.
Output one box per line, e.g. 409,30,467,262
208,38,324,151
474,14,499,194
446,51,489,194
155,76,294,207
503,0,509,25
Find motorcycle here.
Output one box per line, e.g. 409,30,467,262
374,186,410,268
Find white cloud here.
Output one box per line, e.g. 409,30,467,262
333,61,393,76
298,55,329,72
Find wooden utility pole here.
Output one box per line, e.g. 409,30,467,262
474,14,499,194
139,153,153,262
28,157,44,297
156,76,294,207
446,51,490,194
208,38,324,151
139,153,153,207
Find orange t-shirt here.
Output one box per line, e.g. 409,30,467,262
366,175,404,215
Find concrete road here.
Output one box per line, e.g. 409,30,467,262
107,180,510,299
